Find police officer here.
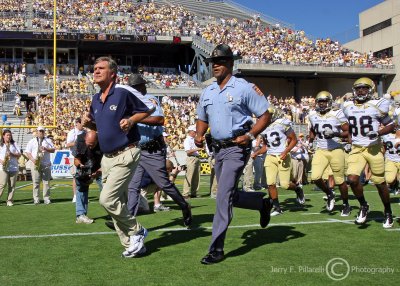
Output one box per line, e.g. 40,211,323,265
126,74,192,226
195,44,272,265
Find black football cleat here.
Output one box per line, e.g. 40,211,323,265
201,251,224,265
105,220,115,231
260,198,272,228
182,206,192,227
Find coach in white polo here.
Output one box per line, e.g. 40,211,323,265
183,125,201,199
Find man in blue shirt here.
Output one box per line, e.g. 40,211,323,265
125,74,192,226
195,44,272,264
83,57,154,258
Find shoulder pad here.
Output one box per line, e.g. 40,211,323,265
368,98,390,114
308,110,317,116
343,101,353,109
277,118,292,127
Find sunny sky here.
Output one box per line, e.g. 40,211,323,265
234,0,385,44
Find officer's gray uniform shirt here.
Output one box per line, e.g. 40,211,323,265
197,76,269,140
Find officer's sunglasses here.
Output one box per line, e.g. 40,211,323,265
211,57,231,65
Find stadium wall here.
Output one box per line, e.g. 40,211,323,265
344,0,400,92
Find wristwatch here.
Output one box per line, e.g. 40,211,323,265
245,132,256,141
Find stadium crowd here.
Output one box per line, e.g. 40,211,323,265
31,1,196,36
0,2,393,68
199,18,392,67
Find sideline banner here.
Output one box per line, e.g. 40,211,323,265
50,150,73,178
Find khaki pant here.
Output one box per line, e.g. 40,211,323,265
384,160,400,184
183,156,200,197
99,147,142,249
32,165,51,201
346,144,385,184
311,149,346,185
291,158,304,185
0,170,18,202
138,184,159,212
264,155,292,189
242,156,254,191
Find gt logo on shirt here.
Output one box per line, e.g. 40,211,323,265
110,105,117,111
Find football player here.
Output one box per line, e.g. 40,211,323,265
308,91,350,216
258,107,305,216
382,131,400,196
343,77,394,228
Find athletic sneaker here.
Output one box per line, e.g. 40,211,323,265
6,201,13,207
122,245,147,258
126,227,148,255
153,204,171,212
295,186,305,205
271,207,283,217
76,215,94,224
326,193,335,212
44,199,51,205
355,204,369,224
340,204,351,217
382,213,394,229
34,199,40,205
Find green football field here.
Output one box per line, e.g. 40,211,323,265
0,177,399,286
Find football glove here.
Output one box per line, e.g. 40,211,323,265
323,127,335,139
344,144,352,153
366,131,379,140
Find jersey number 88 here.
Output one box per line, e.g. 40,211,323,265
348,115,373,137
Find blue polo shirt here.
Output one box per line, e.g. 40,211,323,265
197,76,269,140
90,83,150,154
137,94,164,144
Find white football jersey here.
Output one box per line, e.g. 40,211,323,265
308,109,347,150
261,118,293,155
382,133,400,163
343,98,391,147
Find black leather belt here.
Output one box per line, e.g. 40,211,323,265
139,136,165,152
211,138,237,151
104,143,138,158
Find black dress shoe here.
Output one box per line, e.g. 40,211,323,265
260,198,272,228
105,220,115,231
201,251,224,265
182,206,192,227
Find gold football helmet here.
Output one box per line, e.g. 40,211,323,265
352,77,375,102
268,105,284,122
315,91,333,114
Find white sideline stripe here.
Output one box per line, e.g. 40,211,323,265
386,228,400,231
16,182,32,189
301,213,322,215
327,218,355,225
0,232,114,239
0,219,356,240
